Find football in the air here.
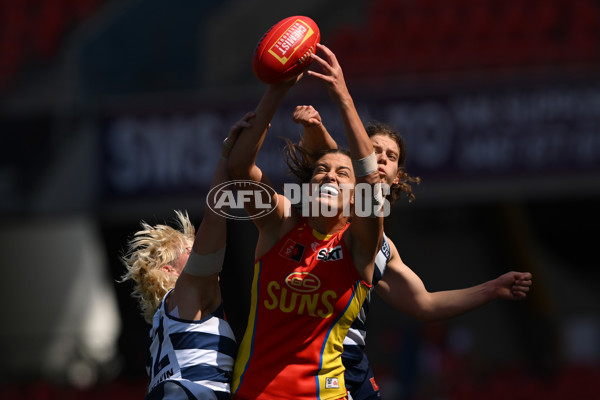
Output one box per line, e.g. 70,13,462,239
252,16,320,84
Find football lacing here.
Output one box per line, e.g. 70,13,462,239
297,47,314,64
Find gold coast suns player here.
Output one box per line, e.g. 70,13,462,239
228,43,384,400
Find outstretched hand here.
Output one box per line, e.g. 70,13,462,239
493,271,533,300
292,105,323,127
307,43,350,105
222,111,259,159
271,71,305,91
229,111,255,139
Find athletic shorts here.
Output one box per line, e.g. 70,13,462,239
345,364,381,400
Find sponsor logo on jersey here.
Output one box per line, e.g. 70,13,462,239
325,377,340,389
149,368,174,392
316,245,343,262
370,377,380,391
279,239,305,262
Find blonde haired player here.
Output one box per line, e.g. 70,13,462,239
121,113,255,400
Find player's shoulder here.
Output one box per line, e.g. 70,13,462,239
382,233,401,260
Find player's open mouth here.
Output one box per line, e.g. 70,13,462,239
319,183,339,198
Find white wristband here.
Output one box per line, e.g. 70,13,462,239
183,246,225,276
351,152,377,177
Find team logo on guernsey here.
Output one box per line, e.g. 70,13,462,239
285,272,321,293
381,237,390,259
316,245,343,262
279,239,305,262
325,377,340,389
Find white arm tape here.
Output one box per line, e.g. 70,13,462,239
351,152,378,177
183,246,225,276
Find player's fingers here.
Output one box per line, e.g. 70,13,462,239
316,43,336,63
306,69,334,84
242,111,256,121
310,52,333,73
228,117,254,139
516,278,532,287
514,284,530,291
292,106,309,121
232,121,252,131
511,286,530,298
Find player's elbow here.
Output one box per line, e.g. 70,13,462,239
411,297,440,323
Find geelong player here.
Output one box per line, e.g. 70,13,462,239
120,114,254,400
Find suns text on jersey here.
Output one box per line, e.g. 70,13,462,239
264,281,336,318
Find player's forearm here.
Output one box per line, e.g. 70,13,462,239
418,282,496,322
337,96,373,161
300,124,338,155
229,85,290,179
195,157,229,254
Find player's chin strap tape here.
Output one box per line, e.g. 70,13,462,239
183,246,225,276
351,152,378,177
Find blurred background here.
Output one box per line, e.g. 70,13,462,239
1,0,599,399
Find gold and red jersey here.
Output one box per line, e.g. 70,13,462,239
232,218,371,400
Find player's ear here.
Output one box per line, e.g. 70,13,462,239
161,265,174,273
393,170,401,185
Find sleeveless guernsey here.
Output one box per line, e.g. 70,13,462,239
342,234,391,395
232,219,371,400
145,290,237,400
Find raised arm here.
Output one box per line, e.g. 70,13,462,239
293,105,338,157
375,238,533,322
168,114,251,320
308,44,375,164
227,76,303,256
193,113,254,255
307,43,383,283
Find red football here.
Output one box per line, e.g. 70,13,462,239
252,16,320,84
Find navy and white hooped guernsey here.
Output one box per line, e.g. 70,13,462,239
342,234,391,389
145,290,237,400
